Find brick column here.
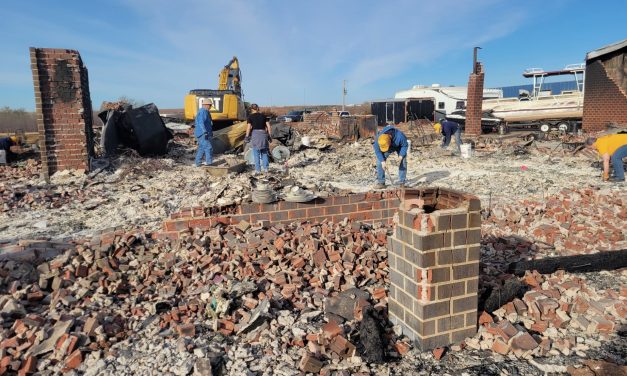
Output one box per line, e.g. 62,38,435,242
465,63,484,136
30,47,94,179
388,188,481,350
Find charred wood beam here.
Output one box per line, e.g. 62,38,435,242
480,278,525,313
508,249,627,276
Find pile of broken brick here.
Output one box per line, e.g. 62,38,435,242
0,159,93,213
0,184,88,213
0,204,625,374
468,270,626,363
0,160,40,179
0,219,401,374
484,187,626,255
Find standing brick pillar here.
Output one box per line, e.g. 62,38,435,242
388,188,481,350
30,48,94,179
465,63,484,136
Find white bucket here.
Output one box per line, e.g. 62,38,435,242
460,143,472,159
301,136,311,147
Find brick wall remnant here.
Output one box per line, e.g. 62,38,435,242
30,47,94,179
582,57,627,132
162,187,483,349
161,191,401,240
302,112,377,141
465,63,484,136
388,188,481,350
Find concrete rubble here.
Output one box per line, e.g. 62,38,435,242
0,129,625,375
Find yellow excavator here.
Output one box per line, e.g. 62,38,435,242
184,56,246,127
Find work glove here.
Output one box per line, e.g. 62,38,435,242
267,135,272,143
602,171,609,181
204,133,210,141
244,136,251,144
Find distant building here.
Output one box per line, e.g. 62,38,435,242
582,39,627,132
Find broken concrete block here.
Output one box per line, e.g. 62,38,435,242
29,319,73,356
238,299,269,335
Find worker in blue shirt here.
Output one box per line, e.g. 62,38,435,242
373,124,409,189
194,99,214,166
434,119,462,154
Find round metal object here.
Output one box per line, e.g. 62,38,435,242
557,122,570,133
539,123,550,132
270,145,290,162
251,188,276,204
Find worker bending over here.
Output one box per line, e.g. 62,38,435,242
434,119,462,154
586,133,627,182
194,99,214,167
373,124,409,189
0,136,17,163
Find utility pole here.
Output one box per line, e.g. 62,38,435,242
342,80,347,111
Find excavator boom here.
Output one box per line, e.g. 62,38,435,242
217,56,242,95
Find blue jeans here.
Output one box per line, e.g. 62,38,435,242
195,136,213,166
442,129,462,153
376,154,407,184
611,144,627,180
253,148,269,172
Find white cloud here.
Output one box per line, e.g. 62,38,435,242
0,0,541,108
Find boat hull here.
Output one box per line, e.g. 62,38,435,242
483,93,583,123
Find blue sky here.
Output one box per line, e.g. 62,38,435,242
1,0,626,110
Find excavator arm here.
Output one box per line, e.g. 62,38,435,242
217,56,242,95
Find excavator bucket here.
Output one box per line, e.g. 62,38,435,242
210,120,247,154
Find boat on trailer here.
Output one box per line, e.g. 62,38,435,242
483,63,585,133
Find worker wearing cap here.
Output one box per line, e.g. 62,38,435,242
373,124,409,189
434,119,462,154
194,99,214,166
586,133,627,182
0,136,17,163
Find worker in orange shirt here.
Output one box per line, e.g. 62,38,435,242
586,133,627,182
